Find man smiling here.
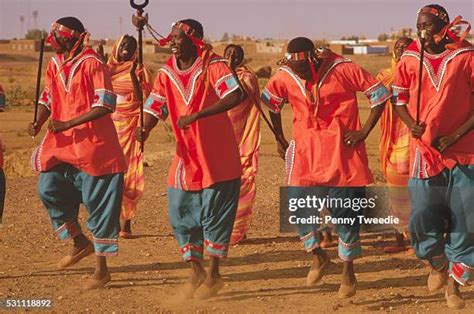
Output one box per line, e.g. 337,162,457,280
393,4,473,309
136,19,245,300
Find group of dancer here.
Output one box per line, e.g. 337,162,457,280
0,2,472,309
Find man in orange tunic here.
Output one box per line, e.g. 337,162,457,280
261,37,390,298
28,17,127,289
136,19,244,300
392,4,473,309
223,44,261,245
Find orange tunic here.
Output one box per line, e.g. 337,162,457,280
32,48,127,176
144,54,241,191
261,51,391,186
392,41,474,179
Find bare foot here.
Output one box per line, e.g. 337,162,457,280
175,262,206,300
82,272,111,290
445,277,465,309
306,249,330,286
194,275,225,300
338,261,357,298
427,264,448,291
58,236,94,269
119,220,134,239
122,220,132,233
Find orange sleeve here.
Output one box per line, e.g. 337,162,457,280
260,70,288,113
143,71,168,121
38,61,56,111
392,58,412,106
208,60,240,99
89,59,117,112
340,62,391,108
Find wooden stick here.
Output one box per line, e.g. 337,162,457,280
416,30,427,125
33,37,45,125
131,0,149,152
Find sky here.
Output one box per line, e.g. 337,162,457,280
0,0,472,40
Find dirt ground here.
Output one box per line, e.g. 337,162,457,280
0,52,473,313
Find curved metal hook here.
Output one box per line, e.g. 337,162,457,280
130,0,149,10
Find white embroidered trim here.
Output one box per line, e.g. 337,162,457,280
279,66,307,99
363,81,383,96
318,59,351,88
402,46,473,92
285,140,296,185
160,66,203,106
51,55,104,92
144,108,161,120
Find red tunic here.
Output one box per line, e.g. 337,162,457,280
32,48,127,176
392,41,474,179
144,54,242,191
261,51,391,186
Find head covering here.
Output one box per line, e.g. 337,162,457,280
418,5,471,50
159,19,215,89
277,37,328,119
47,16,90,63
159,19,211,58
108,35,137,65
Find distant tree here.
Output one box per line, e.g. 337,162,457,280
378,33,389,42
25,29,48,40
347,35,360,42
20,16,25,38
32,10,39,29
221,32,229,42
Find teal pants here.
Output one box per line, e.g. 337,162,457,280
289,187,365,261
167,178,240,262
409,164,474,285
38,164,124,256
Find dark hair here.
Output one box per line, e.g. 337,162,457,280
56,16,85,33
179,19,204,39
224,44,244,64
423,4,450,24
287,37,315,53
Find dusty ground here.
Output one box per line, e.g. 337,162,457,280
0,52,473,313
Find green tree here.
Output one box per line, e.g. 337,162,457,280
221,32,229,42
25,29,48,40
378,33,389,42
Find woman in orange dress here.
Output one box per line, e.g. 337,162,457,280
223,44,261,245
106,35,152,237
